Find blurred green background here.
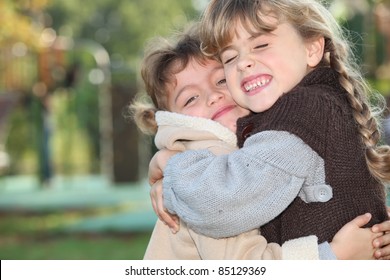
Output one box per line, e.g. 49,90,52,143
0,0,390,260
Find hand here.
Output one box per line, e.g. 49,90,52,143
150,179,180,233
330,213,383,260
371,206,390,260
148,149,178,186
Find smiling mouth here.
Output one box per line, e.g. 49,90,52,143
212,105,235,120
243,77,271,92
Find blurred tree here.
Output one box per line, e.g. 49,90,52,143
374,0,390,81
4,0,387,183
0,0,48,93
0,0,50,180
45,0,198,69
328,0,389,80
39,0,200,182
0,0,47,49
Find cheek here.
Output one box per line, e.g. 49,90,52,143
274,62,305,91
188,106,209,119
226,78,240,98
224,68,236,84
228,91,241,104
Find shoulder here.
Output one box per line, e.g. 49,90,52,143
288,67,350,112
272,72,350,122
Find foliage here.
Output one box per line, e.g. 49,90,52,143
0,0,49,49
45,0,198,68
2,0,390,180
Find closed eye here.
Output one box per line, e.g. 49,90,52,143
223,56,236,64
255,43,268,49
184,95,199,107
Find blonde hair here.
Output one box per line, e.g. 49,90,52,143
130,22,209,135
200,0,390,182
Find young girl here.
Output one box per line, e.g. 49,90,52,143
134,23,390,259
149,0,390,259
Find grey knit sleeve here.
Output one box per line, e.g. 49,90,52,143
163,130,331,238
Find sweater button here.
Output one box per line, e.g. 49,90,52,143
241,123,254,140
314,185,332,202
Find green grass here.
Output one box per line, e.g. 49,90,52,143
0,209,153,260
0,232,152,260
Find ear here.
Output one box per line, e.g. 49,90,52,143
306,36,325,67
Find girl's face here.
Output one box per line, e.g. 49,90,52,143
220,18,323,113
167,58,249,132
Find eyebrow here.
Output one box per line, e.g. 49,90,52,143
220,33,264,54
174,84,194,104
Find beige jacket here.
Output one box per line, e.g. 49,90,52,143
143,111,319,260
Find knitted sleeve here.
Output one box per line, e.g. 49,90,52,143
163,130,331,238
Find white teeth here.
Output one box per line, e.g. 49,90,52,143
244,79,270,92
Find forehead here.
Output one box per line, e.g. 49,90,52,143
175,58,223,79
222,15,279,47
166,58,223,98
239,15,279,34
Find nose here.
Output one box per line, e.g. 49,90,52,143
237,54,254,71
207,91,224,106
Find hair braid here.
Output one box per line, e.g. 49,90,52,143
327,38,390,182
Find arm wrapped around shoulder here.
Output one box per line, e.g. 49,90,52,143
163,131,331,238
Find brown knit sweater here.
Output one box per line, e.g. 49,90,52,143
236,67,388,244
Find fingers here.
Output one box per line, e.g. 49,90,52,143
148,153,164,186
151,192,158,217
160,212,180,233
156,192,179,232
172,215,180,227
372,220,390,233
373,229,390,248
350,213,372,228
372,216,390,259
150,181,162,213
150,180,180,233
148,150,178,186
374,242,390,260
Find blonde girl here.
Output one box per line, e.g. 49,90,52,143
151,0,390,258
136,22,390,259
